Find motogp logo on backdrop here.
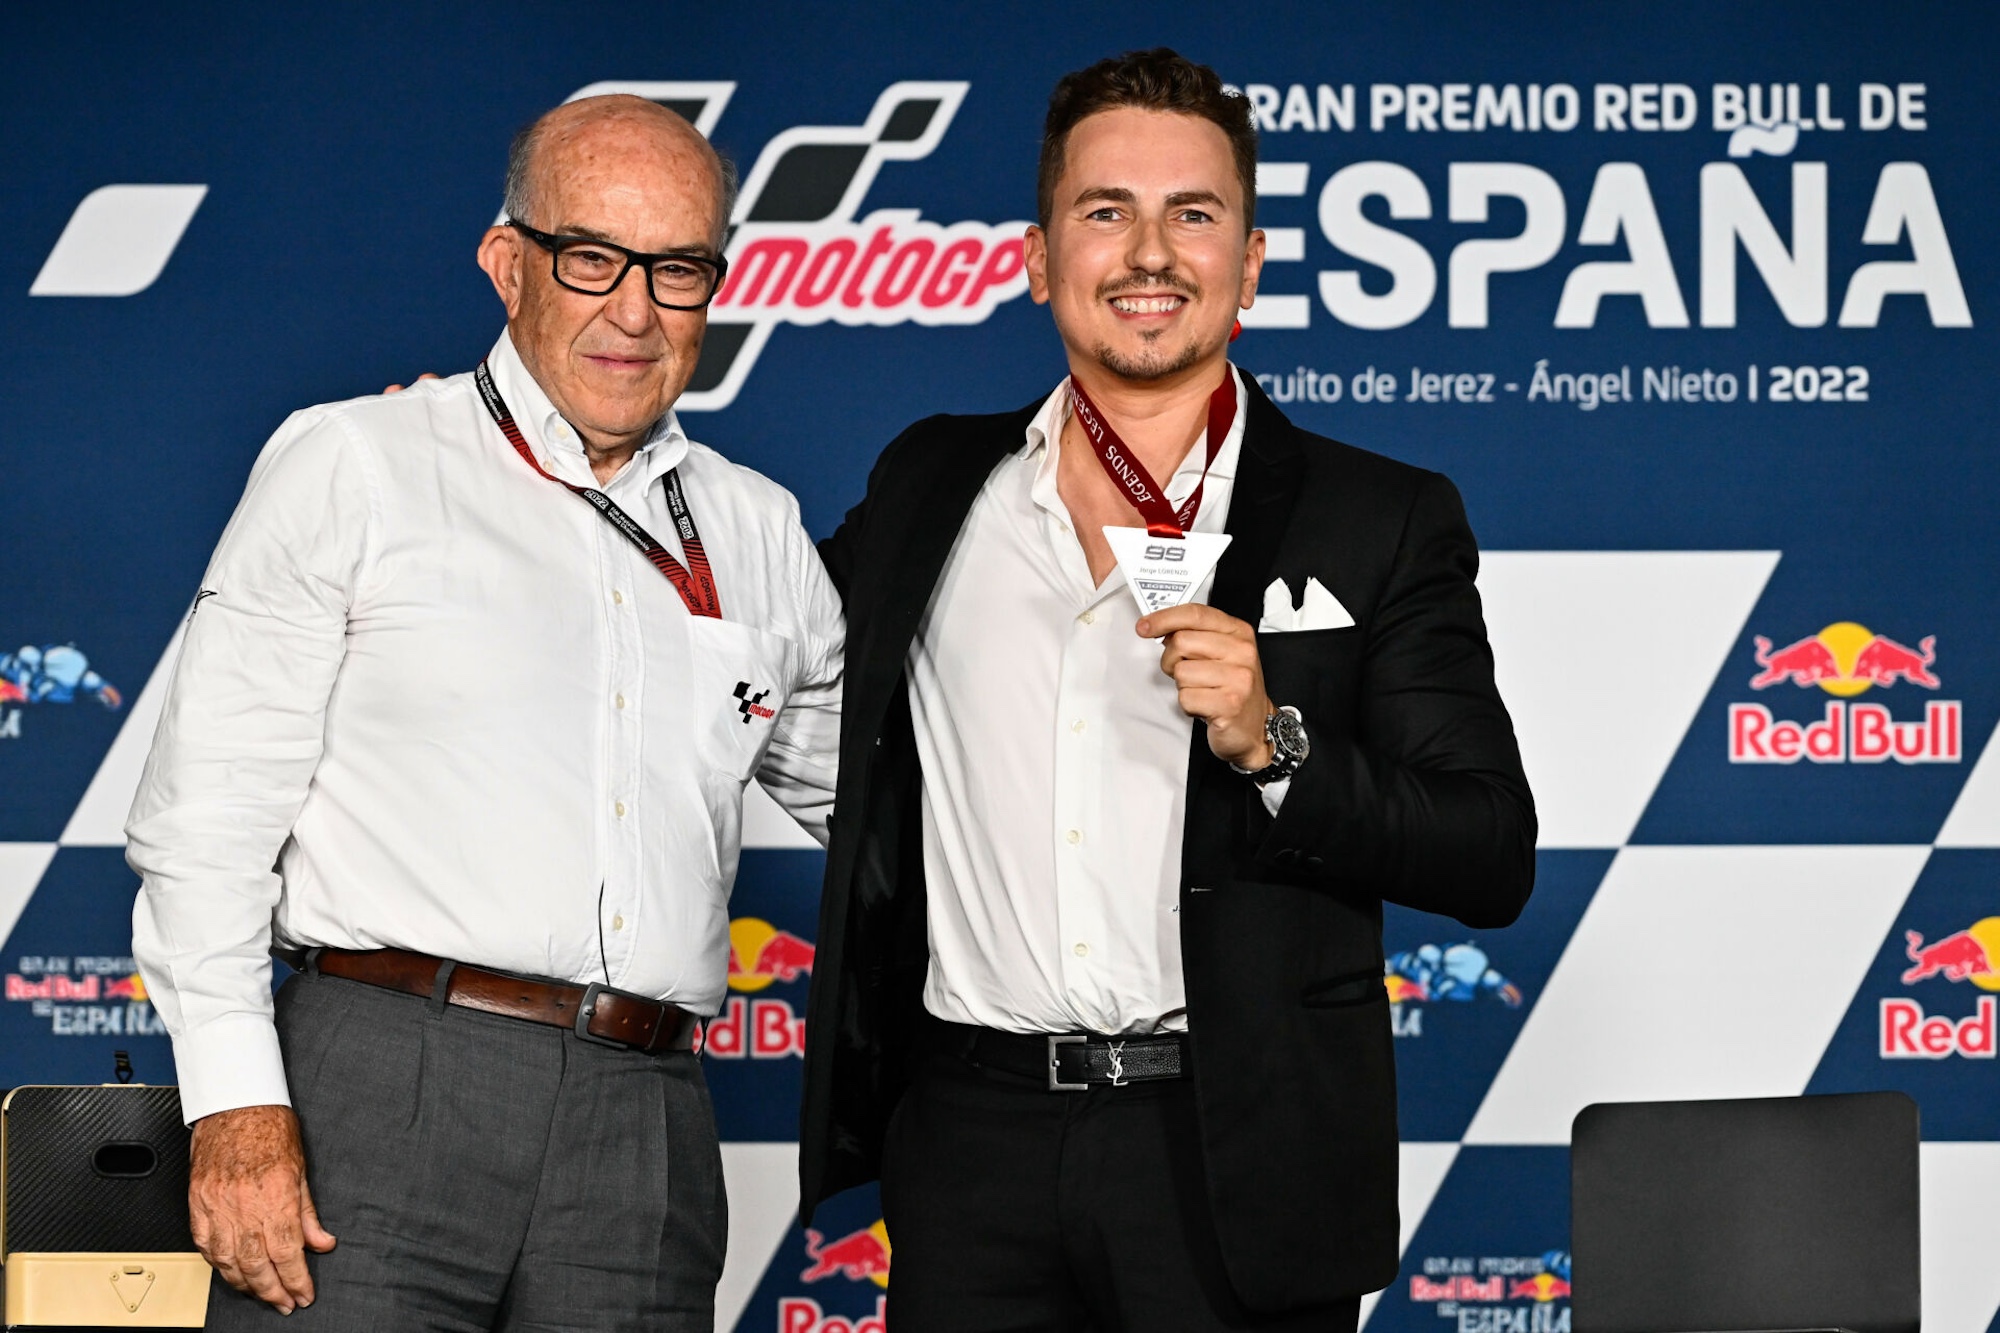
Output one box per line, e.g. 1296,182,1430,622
567,81,1032,411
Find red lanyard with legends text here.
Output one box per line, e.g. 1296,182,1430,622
475,360,721,619
1070,371,1238,538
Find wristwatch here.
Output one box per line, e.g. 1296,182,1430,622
1234,704,1310,784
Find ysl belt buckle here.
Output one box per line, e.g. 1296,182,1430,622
1106,1040,1129,1087
1047,1034,1089,1092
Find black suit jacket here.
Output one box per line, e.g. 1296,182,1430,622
799,377,1536,1312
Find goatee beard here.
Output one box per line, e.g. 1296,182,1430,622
1090,332,1205,382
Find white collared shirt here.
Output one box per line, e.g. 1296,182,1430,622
128,330,842,1122
910,367,1280,1037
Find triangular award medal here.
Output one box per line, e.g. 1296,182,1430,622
1102,527,1233,615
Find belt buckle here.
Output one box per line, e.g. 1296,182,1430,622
572,982,634,1049
1047,1034,1089,1092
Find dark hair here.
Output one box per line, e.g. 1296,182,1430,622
1037,49,1258,232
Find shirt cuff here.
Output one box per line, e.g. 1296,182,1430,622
168,1012,293,1125
1257,776,1292,816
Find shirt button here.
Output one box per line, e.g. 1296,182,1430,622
615,801,627,818
615,694,627,710
1073,942,1090,957
1065,828,1082,845
613,589,626,605
1071,719,1086,733
612,914,625,932
1079,610,1095,625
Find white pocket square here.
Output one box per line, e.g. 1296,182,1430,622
1259,576,1355,632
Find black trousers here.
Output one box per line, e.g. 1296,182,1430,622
205,968,726,1332
879,1042,1363,1333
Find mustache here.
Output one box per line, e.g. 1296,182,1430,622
1096,272,1200,300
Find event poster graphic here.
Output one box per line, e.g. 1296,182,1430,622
3,5,1997,1331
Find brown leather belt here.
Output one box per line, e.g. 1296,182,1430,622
313,947,695,1053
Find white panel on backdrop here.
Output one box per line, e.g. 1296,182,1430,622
1476,552,1779,848
1935,718,2000,846
0,843,59,948
30,185,208,297
742,780,819,850
716,1142,803,1333
61,623,185,847
1919,1143,2000,1333
1464,844,1929,1144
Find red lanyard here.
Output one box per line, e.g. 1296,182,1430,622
1070,370,1238,538
474,360,721,620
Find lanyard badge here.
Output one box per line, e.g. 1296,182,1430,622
474,360,721,619
1072,372,1238,615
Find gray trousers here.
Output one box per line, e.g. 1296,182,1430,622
205,967,726,1332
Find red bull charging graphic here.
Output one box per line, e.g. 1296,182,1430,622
779,1219,891,1333
1728,621,1961,764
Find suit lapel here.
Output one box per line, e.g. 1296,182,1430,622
1209,375,1306,626
1178,375,1309,855
862,404,1036,700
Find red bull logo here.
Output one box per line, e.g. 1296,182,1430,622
1413,1250,1572,1333
700,918,812,1058
728,918,816,992
1510,1274,1573,1302
1901,920,2000,987
1880,917,2000,1059
1729,623,1959,764
1749,623,1940,693
102,972,148,1001
1881,995,1996,1058
7,959,165,1035
777,1295,886,1333
800,1220,892,1286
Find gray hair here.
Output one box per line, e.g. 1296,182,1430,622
501,101,739,237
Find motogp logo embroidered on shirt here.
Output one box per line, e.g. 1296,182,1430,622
734,681,775,724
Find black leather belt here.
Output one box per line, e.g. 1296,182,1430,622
928,1018,1189,1091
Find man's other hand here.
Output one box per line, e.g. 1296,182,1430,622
382,372,440,393
1138,604,1274,770
189,1104,336,1313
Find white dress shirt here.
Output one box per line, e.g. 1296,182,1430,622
128,330,842,1122
910,367,1282,1037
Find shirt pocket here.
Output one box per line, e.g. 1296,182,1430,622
685,617,797,786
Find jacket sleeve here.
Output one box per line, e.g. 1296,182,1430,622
1251,472,1536,928
815,420,928,599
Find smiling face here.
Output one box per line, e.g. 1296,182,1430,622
477,100,727,451
1025,106,1264,387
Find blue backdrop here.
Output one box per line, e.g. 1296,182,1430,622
4,5,1997,1331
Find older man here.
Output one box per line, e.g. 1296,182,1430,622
128,95,841,1330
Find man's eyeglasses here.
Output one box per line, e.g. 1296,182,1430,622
509,221,729,311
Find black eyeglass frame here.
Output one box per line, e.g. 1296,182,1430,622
508,220,730,311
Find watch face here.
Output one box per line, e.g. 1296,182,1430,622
1267,707,1308,768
